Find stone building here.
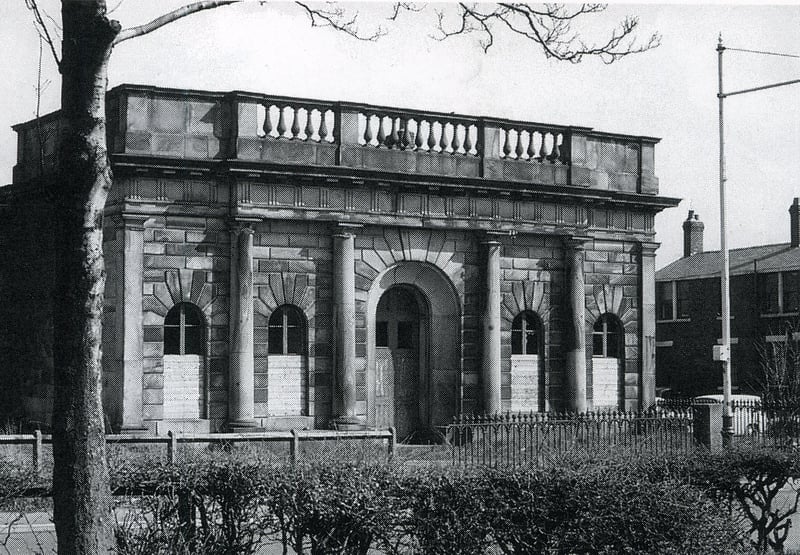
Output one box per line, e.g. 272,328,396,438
656,201,800,397
0,84,678,436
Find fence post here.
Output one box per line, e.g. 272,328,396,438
388,427,396,461
32,430,42,478
168,430,178,463
693,403,724,450
290,429,300,466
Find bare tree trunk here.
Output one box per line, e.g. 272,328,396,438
52,2,119,553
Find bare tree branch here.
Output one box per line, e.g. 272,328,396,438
388,2,425,22
294,1,387,41
24,0,61,70
113,0,241,45
434,2,660,63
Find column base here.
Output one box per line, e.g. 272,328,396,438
228,419,260,433
332,416,365,431
118,425,149,435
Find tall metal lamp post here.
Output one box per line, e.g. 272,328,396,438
716,35,800,447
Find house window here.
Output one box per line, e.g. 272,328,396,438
676,281,691,319
163,302,204,355
783,271,800,313
758,272,799,314
268,305,305,355
511,311,541,355
657,282,673,320
593,314,621,358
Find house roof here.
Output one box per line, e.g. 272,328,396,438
655,243,800,281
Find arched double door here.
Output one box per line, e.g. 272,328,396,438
374,286,427,440
367,262,461,443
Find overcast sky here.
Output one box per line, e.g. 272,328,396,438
1,1,799,269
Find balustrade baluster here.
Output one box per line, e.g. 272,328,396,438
363,114,374,146
377,115,387,148
304,108,315,141
527,130,537,160
401,118,411,150
319,110,329,142
277,106,287,139
263,104,273,137
388,117,399,149
451,123,462,154
428,121,438,151
538,131,549,160
514,129,524,159
549,133,562,163
463,125,473,155
439,122,450,153
291,106,301,139
502,129,512,158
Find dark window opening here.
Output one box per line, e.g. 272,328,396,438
376,321,389,347
676,281,690,319
783,271,800,313
759,273,780,314
511,312,541,355
593,314,621,358
268,305,306,355
657,282,673,320
397,321,415,349
164,303,204,356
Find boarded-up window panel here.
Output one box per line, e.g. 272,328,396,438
510,355,539,412
593,357,619,409
163,354,202,419
267,355,304,416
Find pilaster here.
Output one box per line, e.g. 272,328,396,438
639,241,660,410
481,237,503,414
120,215,147,432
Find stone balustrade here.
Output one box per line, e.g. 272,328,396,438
12,84,660,195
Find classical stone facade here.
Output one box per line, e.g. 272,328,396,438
0,84,678,436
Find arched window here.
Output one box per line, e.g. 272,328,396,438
593,314,621,358
164,303,204,355
511,311,541,355
268,305,305,355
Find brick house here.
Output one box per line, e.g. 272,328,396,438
0,84,678,436
655,201,800,398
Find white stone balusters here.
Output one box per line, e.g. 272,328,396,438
427,121,438,152
276,106,288,139
414,119,424,150
319,110,329,142
526,130,537,160
304,108,314,140
377,116,387,147
439,122,450,153
514,129,524,159
290,107,301,139
463,125,473,155
262,104,273,138
502,129,512,158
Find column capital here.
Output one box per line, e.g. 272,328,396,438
563,236,591,251
331,222,363,238
229,221,256,236
119,213,148,231
481,229,515,244
638,241,661,257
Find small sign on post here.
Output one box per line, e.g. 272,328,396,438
712,345,730,362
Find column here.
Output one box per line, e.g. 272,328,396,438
120,217,146,432
229,225,256,428
333,229,360,428
482,239,502,414
640,242,660,410
564,238,588,414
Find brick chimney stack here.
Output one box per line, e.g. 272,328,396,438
682,210,704,258
790,198,800,248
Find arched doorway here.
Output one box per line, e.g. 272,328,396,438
374,286,428,440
